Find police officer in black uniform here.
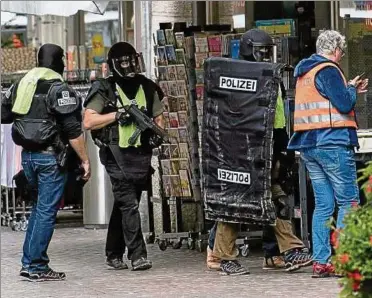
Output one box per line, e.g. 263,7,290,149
6,43,90,282
83,42,164,271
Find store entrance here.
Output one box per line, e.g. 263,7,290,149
255,1,316,60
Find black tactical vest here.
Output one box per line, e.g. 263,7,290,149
85,75,156,152
12,80,60,151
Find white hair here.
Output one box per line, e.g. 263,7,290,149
316,30,346,55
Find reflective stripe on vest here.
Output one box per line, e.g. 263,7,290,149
116,84,146,148
293,62,357,132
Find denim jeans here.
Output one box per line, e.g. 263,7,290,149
21,151,66,273
300,146,359,264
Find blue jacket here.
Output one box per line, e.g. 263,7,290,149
287,54,359,150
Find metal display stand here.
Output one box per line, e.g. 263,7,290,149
1,82,32,231
0,183,31,232
154,150,205,252
152,22,210,253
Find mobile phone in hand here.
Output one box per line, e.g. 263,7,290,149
359,70,370,80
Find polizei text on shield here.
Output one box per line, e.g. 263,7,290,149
219,76,257,92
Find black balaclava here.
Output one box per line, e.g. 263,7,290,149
108,42,144,99
239,29,275,62
37,43,65,75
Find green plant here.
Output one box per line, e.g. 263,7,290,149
332,162,372,298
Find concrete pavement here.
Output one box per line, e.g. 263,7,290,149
1,227,340,298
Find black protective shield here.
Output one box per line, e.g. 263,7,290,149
202,57,284,225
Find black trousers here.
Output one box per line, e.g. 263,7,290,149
262,225,280,257
103,149,149,262
262,128,294,257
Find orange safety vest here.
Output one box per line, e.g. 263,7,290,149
293,62,357,132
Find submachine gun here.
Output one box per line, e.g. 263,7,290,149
94,90,170,148
122,102,169,146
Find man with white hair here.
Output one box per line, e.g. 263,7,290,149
288,30,369,277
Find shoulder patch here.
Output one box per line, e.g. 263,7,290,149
58,90,77,106
48,82,80,114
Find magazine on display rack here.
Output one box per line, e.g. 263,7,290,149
154,26,194,200
154,22,244,200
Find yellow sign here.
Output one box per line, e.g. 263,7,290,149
257,24,292,35
92,34,105,64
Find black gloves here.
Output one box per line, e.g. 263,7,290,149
149,134,164,148
115,111,132,126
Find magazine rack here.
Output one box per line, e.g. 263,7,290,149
153,22,249,252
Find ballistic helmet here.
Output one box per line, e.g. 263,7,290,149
239,29,275,62
107,42,145,77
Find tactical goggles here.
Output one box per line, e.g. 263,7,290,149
246,40,276,62
112,52,146,76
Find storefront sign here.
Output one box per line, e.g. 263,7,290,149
354,1,372,11
92,33,105,64
233,1,245,15
255,19,295,36
340,1,372,18
366,18,372,28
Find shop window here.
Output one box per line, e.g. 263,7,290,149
344,18,372,128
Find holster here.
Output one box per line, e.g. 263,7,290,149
54,138,70,170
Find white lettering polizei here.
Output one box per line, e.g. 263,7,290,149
219,76,257,92
217,168,251,185
58,97,77,106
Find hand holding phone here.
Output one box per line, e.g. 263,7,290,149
359,72,368,81
359,68,371,80
357,78,369,94
350,75,363,87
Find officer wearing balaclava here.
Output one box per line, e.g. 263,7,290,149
5,43,90,282
83,42,164,271
207,29,312,275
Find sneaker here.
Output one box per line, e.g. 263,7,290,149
220,260,250,276
263,256,286,270
106,258,128,270
207,247,221,270
313,263,343,278
131,257,152,271
19,266,29,278
284,248,313,272
27,268,66,282
312,262,337,278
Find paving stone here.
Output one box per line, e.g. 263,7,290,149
1,227,340,298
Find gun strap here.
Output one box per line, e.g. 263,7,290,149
108,144,129,180
115,86,125,108
279,81,286,99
